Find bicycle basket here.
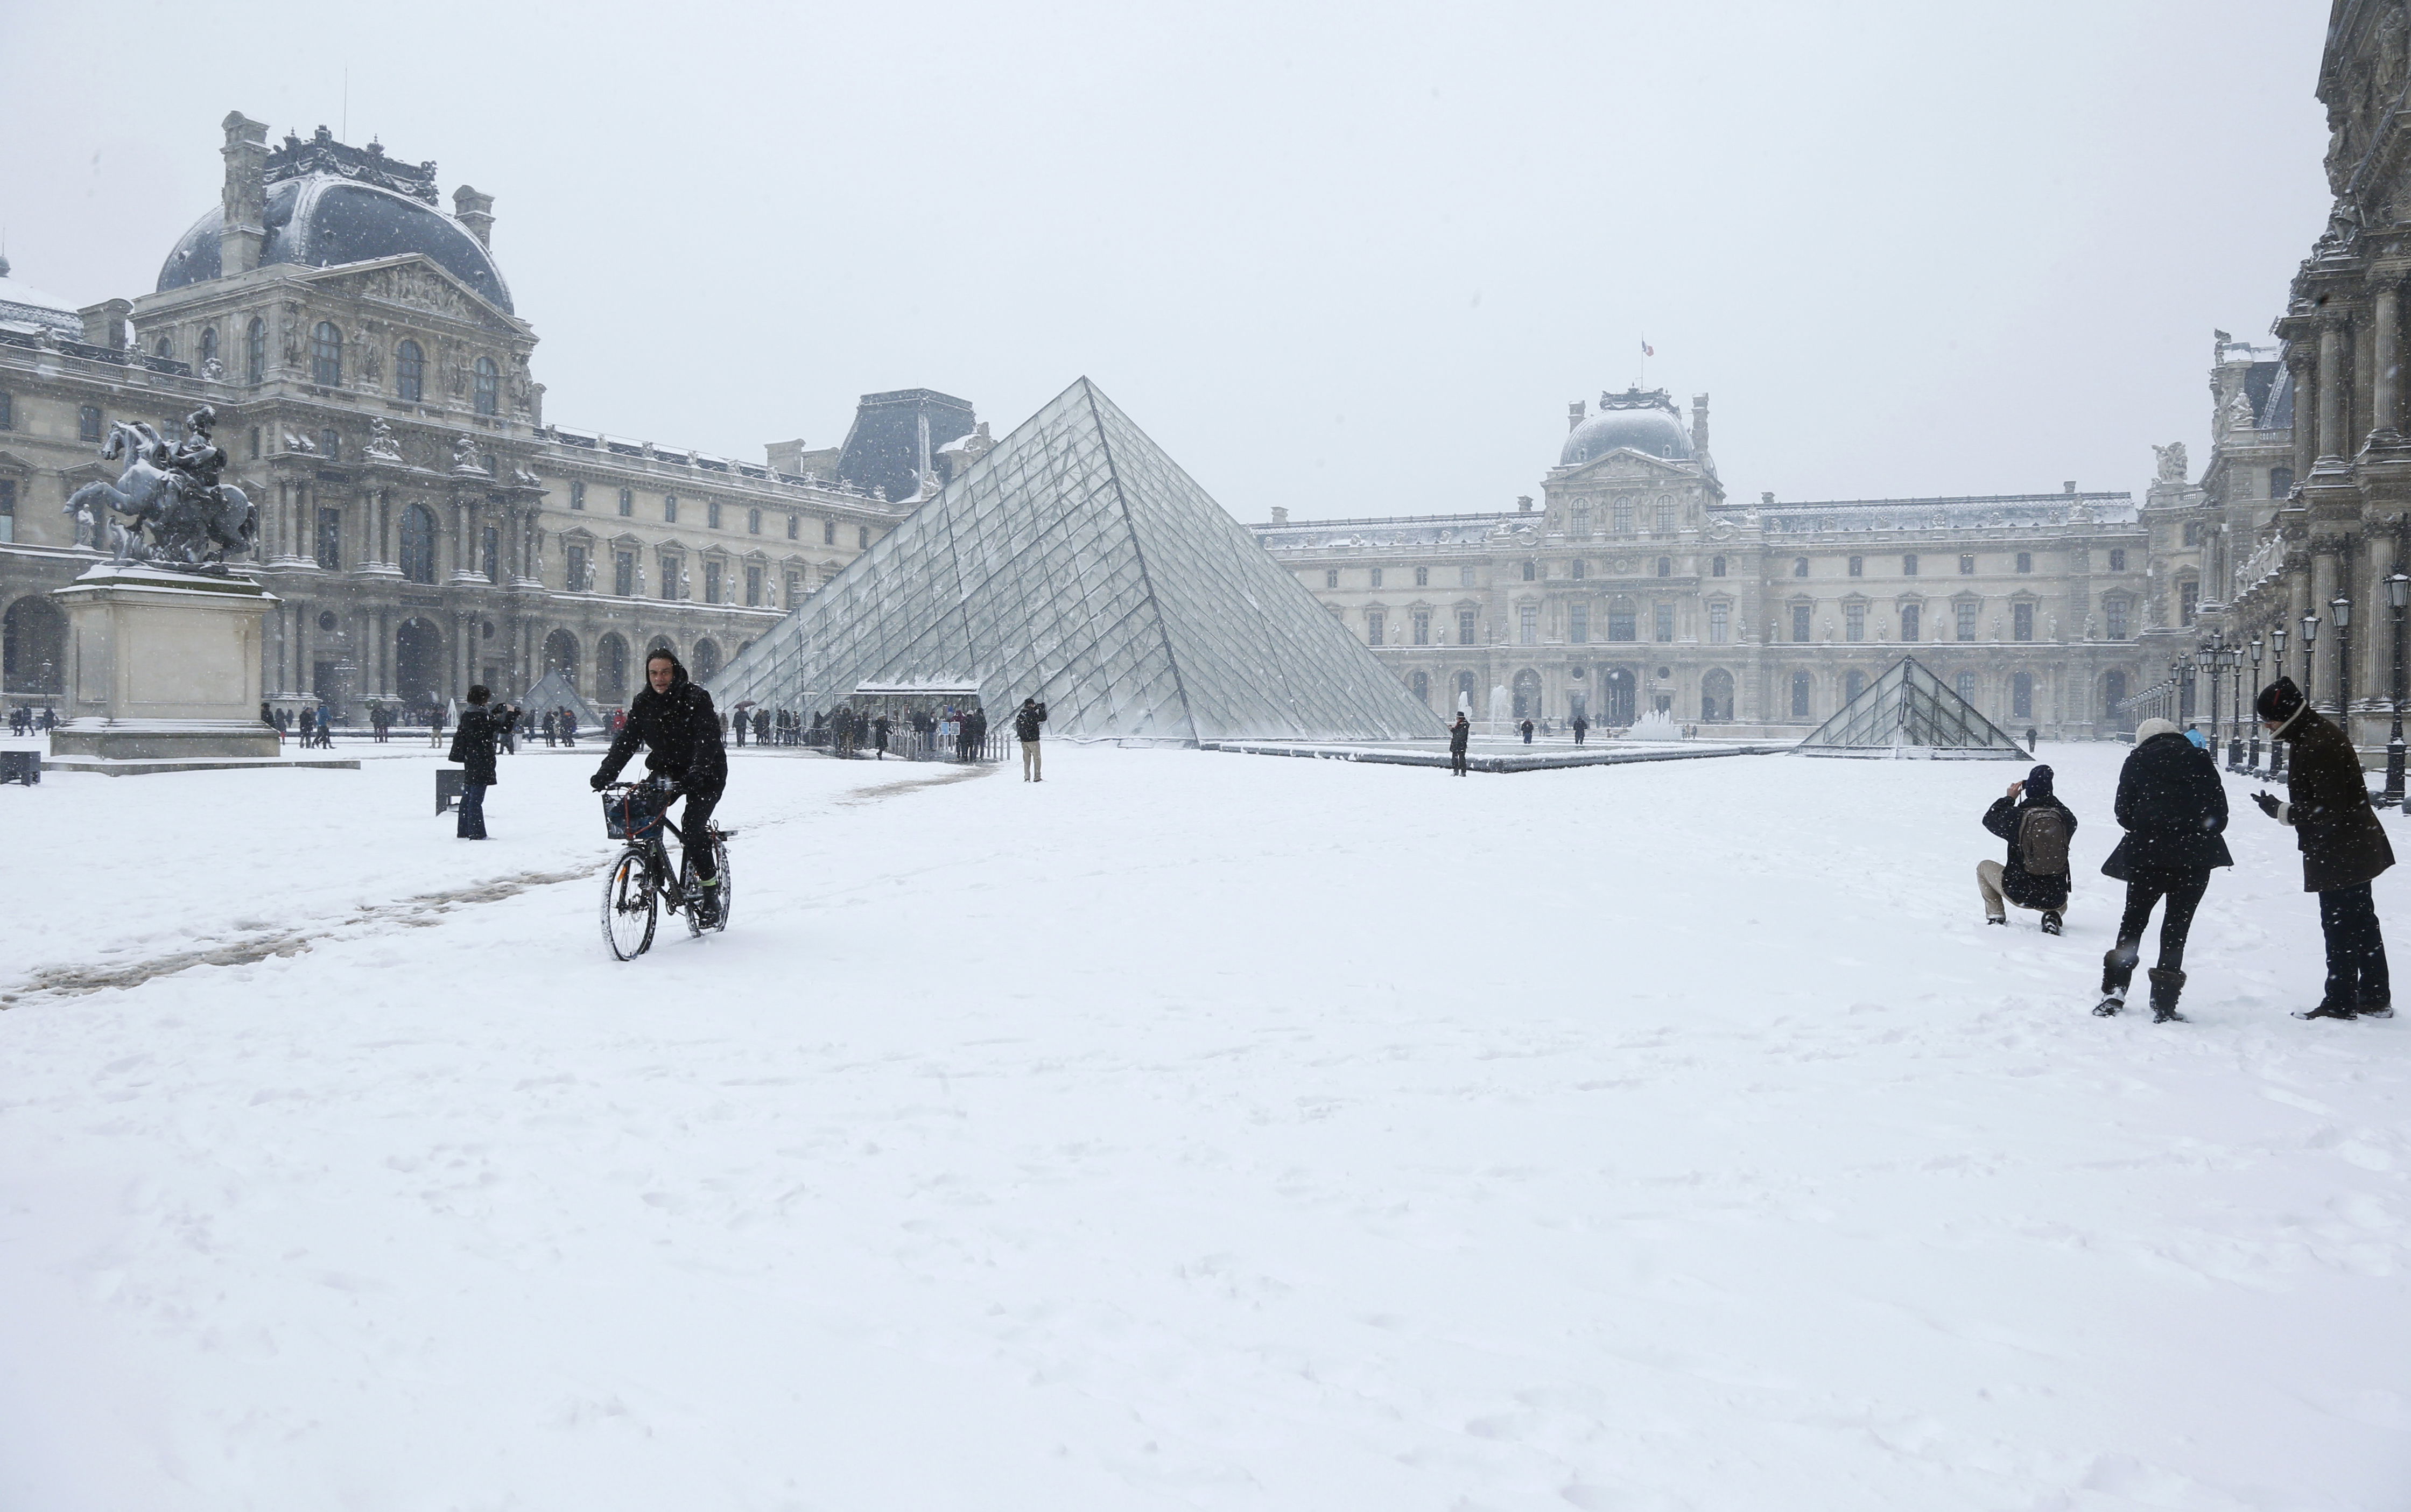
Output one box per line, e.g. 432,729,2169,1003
603,787,670,841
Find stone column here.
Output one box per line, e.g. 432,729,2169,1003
2290,350,2317,486
2319,320,2350,461
2375,279,2402,439
2312,540,2340,711
2357,307,2378,444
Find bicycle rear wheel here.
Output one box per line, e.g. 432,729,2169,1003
601,847,658,960
709,833,732,930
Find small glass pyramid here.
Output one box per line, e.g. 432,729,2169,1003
1794,656,2029,759
708,378,1445,742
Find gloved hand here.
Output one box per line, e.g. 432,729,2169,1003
2252,790,2290,824
591,772,610,792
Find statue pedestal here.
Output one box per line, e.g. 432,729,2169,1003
47,564,283,773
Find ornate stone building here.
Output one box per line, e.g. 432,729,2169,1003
0,114,940,719
2210,0,2411,766
1254,387,2157,737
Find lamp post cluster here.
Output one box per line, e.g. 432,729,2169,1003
2195,638,2241,771
2386,567,2409,807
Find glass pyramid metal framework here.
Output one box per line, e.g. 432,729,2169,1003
1794,656,2029,759
707,378,1445,742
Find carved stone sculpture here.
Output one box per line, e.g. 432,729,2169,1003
364,417,403,461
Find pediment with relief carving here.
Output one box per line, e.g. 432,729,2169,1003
304,256,526,336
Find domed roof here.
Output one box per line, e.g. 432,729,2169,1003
1560,392,1693,468
0,256,82,334
157,174,512,314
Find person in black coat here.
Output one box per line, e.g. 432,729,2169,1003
1519,718,1535,744
1979,762,2078,933
1448,712,1471,776
1014,698,1047,781
2096,718,2232,1022
592,651,730,920
448,685,501,839
2253,677,2395,1019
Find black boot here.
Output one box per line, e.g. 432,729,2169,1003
2147,966,2187,1024
2094,947,2132,1017
2041,910,2063,936
2293,1001,2360,1021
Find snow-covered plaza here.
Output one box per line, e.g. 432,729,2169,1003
2,743,2406,1509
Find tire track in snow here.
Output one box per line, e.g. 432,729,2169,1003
0,762,995,1008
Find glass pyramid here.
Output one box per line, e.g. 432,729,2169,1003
1794,656,2028,759
708,378,1446,742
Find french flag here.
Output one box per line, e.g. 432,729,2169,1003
1641,339,1655,357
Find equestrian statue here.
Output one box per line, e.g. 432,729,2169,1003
63,406,258,573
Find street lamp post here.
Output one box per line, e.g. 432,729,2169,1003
2249,635,2266,774
2228,645,2247,770
2333,593,2354,754
2272,624,2290,777
2195,644,2220,761
2387,569,2409,807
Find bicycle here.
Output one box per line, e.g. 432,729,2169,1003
599,777,735,960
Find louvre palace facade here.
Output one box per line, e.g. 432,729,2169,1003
0,114,974,719
2197,0,2411,772
1254,389,2178,737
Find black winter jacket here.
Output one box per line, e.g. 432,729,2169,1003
1982,792,2079,910
449,706,501,785
2102,731,2232,883
1014,702,1047,741
596,673,728,793
2279,706,2395,892
1448,720,1470,754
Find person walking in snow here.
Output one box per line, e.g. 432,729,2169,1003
1520,718,1535,744
1571,713,1589,747
1449,712,1471,776
2252,677,2394,1020
430,703,448,749
1978,763,2077,935
2094,718,2231,1022
1015,697,1047,781
873,714,891,759
448,686,502,840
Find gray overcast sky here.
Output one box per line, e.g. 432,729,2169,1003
2,1,2332,521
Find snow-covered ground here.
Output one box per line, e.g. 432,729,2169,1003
2,743,2405,1509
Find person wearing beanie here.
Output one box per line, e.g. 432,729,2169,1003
2252,676,2394,1020
2094,718,2231,1022
1978,762,2078,934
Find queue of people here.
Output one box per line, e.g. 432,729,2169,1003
1977,676,2392,1025
7,705,58,736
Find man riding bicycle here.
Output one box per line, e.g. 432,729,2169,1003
592,649,729,924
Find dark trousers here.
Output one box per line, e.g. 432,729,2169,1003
2319,882,2391,1009
682,786,722,882
2107,871,2209,985
1450,749,1468,775
457,782,488,839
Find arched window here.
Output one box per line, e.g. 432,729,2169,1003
1844,669,1867,704
473,356,499,416
398,503,439,583
1455,670,1477,711
693,639,722,683
543,629,580,688
596,634,630,702
155,336,174,360
1656,557,1672,578
1957,672,1979,706
245,317,266,383
311,321,342,385
2012,671,2034,719
1790,671,1812,719
1701,669,1733,722
396,340,424,402
1607,597,1637,642
199,327,217,368
1612,497,1634,533
1410,670,1430,705
1793,557,1809,578
2103,670,2128,719
1901,603,1921,642
1655,496,1676,532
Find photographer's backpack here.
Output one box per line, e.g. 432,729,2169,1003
2018,806,2070,877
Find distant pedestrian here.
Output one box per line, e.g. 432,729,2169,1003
1571,714,1589,747
1449,712,1471,776
430,704,448,749
754,708,770,746
1978,763,2077,936
733,709,748,747
1520,718,1535,745
2023,726,2040,755
2253,677,2394,1020
1015,697,1047,781
2184,723,2209,751
448,685,501,840
873,714,891,759
2095,719,2231,1022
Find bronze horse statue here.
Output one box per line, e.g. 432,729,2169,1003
62,420,257,571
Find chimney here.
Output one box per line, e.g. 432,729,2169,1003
219,111,270,276
1270,506,1289,524
2063,480,2077,494
1690,393,1711,453
766,439,809,475
79,298,131,350
1760,491,1774,505
452,185,495,249
1517,495,1534,512
1567,400,1586,432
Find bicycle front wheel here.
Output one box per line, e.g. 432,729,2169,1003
601,848,658,960
710,835,732,930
